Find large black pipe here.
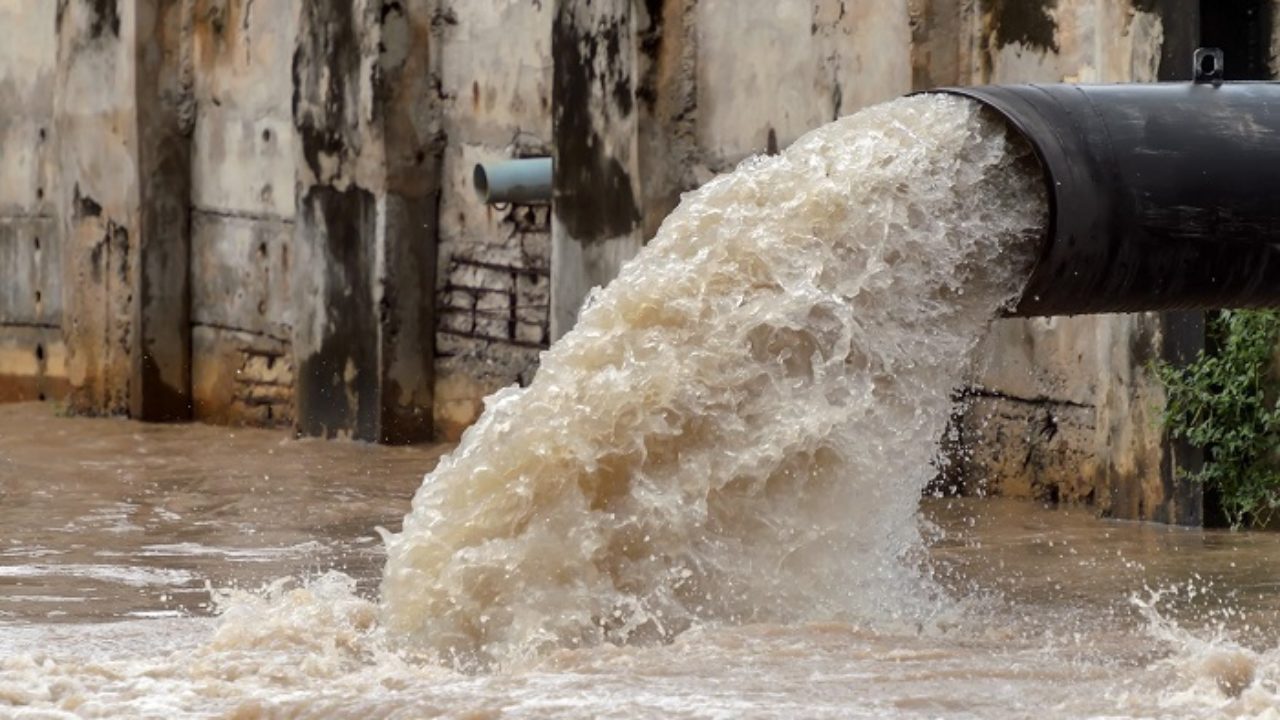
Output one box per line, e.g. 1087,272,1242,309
931,82,1280,317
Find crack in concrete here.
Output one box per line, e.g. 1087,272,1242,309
0,321,60,330
957,386,1095,410
192,205,294,226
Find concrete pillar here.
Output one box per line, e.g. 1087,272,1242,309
291,0,440,443
1151,0,1203,526
55,0,137,415
378,0,442,444
908,0,963,90
550,0,644,339
54,0,193,419
1138,0,1280,526
635,0,699,240
0,3,65,403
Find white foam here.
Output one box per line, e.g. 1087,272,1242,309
0,564,198,588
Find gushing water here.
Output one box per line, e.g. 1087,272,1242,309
381,94,1047,668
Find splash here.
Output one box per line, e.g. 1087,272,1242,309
381,94,1047,668
0,573,454,718
1128,588,1280,716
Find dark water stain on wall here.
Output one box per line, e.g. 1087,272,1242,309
986,0,1058,52
635,0,665,105
293,0,363,182
552,3,641,243
73,185,103,219
56,0,121,38
295,187,379,441
86,223,128,287
87,0,121,38
136,352,190,421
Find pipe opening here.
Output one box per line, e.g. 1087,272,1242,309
969,104,1054,309
1194,47,1225,84
472,158,553,205
1200,53,1217,77
473,164,491,203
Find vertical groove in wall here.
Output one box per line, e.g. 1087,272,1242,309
131,0,195,422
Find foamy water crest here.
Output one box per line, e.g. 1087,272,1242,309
1126,588,1280,716
381,95,1047,668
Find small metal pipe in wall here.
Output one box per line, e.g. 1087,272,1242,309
473,157,553,205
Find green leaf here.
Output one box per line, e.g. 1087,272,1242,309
1156,310,1280,529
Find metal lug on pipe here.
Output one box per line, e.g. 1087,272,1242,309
473,157,553,205
1194,47,1225,85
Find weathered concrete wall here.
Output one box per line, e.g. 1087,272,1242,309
291,0,441,443
430,0,917,439
956,314,1172,515
550,0,645,347
432,0,554,440
189,0,298,427
1,0,442,442
552,0,650,351
696,0,911,165
0,1,66,403
53,0,142,415
548,0,913,337
48,0,194,421
968,0,1167,84
37,0,196,421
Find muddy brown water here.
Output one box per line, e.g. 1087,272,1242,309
3,402,1280,718
0,402,447,624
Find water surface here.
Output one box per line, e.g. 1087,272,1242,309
4,402,1280,718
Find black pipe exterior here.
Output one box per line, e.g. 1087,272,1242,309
932,83,1280,317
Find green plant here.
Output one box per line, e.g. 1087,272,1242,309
1156,309,1280,529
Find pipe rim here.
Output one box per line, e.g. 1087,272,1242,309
923,87,1060,312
